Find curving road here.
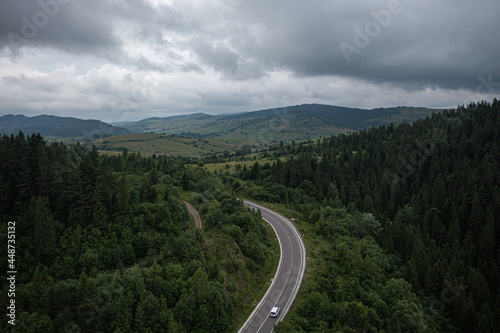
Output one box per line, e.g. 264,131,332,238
184,200,202,229
239,200,306,333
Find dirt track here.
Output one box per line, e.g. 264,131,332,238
184,200,202,229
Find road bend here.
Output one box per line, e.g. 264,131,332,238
184,200,202,229
239,200,306,333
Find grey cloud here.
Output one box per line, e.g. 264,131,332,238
0,0,188,68
188,36,265,80
219,0,500,90
3,0,499,90
2,74,62,93
1,1,121,56
191,38,239,74
1,0,499,121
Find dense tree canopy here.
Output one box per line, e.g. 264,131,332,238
0,136,273,333
241,100,500,332
1,99,498,332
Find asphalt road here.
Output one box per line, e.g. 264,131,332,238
239,200,306,333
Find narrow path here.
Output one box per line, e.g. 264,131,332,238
184,200,202,229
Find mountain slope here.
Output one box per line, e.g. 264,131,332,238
120,104,442,143
242,100,500,332
118,113,216,135
0,114,132,138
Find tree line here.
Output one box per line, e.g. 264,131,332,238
236,100,499,332
0,134,273,332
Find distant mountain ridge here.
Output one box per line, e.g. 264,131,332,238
0,114,132,139
118,104,443,142
0,104,443,143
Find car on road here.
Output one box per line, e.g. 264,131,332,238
270,306,280,318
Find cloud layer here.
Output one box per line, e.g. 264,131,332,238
1,0,499,121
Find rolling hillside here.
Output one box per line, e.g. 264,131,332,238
1,104,443,156
118,104,442,143
118,113,217,136
94,133,243,157
0,114,132,139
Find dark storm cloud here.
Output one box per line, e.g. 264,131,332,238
0,0,187,67
2,0,499,90
1,0,119,56
190,37,239,75
0,0,499,121
221,0,500,90
188,35,266,80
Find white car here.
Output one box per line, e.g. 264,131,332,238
270,306,280,318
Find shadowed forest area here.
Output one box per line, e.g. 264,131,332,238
0,135,275,333
235,100,499,332
1,100,499,332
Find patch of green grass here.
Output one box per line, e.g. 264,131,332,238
202,160,259,173
118,107,361,146
200,155,280,173
93,133,248,157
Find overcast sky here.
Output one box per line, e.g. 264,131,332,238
1,0,499,122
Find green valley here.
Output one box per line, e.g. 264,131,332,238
1,100,498,333
94,133,245,157
97,104,441,157
118,105,442,141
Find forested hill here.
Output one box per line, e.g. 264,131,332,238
219,104,438,131
0,133,275,332
118,104,440,142
0,114,132,139
240,99,500,332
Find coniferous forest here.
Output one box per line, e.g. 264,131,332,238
1,100,499,332
0,136,274,332
238,100,500,332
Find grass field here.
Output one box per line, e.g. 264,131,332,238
93,133,255,157
199,156,283,173
121,113,349,144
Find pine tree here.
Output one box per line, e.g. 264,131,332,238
29,197,56,264
117,172,129,215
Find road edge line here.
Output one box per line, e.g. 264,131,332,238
239,200,306,332
277,210,306,321
238,200,284,333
